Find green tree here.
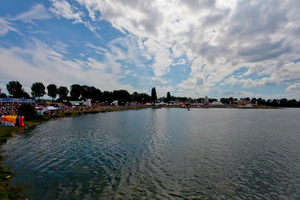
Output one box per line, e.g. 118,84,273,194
151,87,157,106
279,98,288,107
272,99,279,107
81,86,102,102
287,99,298,107
132,92,151,103
58,86,69,99
91,88,102,102
31,82,46,98
22,91,30,98
103,91,113,103
166,92,171,103
18,103,37,120
80,85,89,100
220,98,230,104
209,98,218,103
112,90,132,104
70,84,81,100
47,84,58,101
6,81,25,98
132,92,138,102
0,92,7,98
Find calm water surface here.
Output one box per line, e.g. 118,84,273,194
2,108,300,199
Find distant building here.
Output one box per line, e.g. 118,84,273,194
204,96,209,105
237,100,251,107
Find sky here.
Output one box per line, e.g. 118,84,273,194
0,0,300,100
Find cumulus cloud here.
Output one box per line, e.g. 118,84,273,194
3,0,300,98
221,76,264,88
50,0,300,88
286,83,300,92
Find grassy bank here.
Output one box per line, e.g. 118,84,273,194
0,127,24,200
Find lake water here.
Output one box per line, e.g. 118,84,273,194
1,108,300,199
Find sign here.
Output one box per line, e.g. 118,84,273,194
0,98,35,103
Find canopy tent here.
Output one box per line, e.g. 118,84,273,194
69,101,87,106
181,103,187,108
46,106,58,111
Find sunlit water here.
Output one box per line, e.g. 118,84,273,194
1,108,300,199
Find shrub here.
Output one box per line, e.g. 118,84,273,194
18,103,37,120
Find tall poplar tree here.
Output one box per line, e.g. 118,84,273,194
151,87,157,107
167,92,171,103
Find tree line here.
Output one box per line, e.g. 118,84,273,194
219,97,300,107
0,81,155,105
1,81,299,107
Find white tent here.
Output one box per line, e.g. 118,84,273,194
46,106,58,111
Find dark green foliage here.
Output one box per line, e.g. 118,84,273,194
209,98,218,103
91,88,102,102
18,103,37,121
0,93,6,98
220,97,237,104
70,84,81,100
58,86,69,99
132,92,151,103
112,90,132,103
80,85,89,100
166,92,171,103
103,91,113,103
151,87,157,102
6,81,29,98
47,84,58,100
251,98,257,104
31,82,46,98
21,91,30,98
81,85,102,101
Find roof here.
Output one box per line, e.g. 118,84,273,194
69,101,87,106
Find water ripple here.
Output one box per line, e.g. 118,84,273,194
1,108,300,199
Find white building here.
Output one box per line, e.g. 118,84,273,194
204,96,209,105
212,101,223,106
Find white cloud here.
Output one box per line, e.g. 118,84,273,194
175,58,186,65
52,0,300,94
286,83,300,92
49,0,97,31
49,0,82,23
0,38,135,94
13,4,52,23
221,76,264,88
3,0,300,98
150,77,167,85
155,85,174,97
0,18,18,36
